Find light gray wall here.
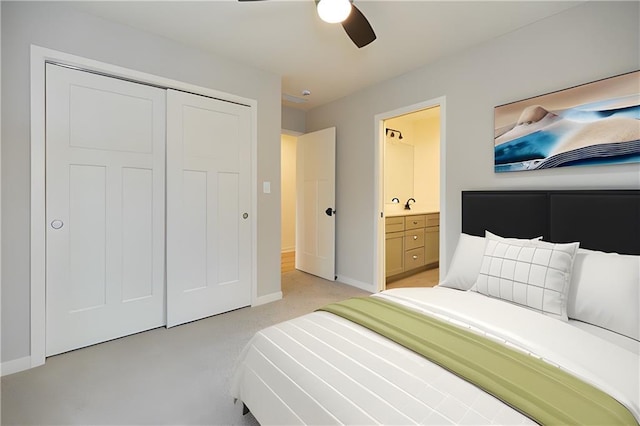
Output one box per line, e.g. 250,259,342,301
282,105,306,134
1,2,282,363
306,1,640,287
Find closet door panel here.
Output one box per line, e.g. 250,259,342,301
218,172,240,284
46,64,166,356
68,164,107,311
181,170,209,291
121,167,155,301
166,89,252,327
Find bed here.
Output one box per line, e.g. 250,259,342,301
231,190,640,425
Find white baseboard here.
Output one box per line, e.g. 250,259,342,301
253,291,283,307
336,275,376,293
1,356,32,377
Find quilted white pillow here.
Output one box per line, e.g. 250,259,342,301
471,233,579,321
439,232,542,291
568,249,640,340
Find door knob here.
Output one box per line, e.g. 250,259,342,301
242,213,249,219
325,208,336,217
51,220,64,229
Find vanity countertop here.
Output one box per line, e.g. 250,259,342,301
385,209,439,217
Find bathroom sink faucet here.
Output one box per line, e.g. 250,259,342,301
404,198,416,210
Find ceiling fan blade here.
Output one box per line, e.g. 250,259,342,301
341,4,376,48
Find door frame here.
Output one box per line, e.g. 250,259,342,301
30,45,258,368
373,97,447,292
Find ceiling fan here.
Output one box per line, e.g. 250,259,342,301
238,0,377,48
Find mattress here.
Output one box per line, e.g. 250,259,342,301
231,286,640,425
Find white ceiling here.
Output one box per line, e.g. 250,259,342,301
70,0,584,111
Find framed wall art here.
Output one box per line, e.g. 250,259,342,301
494,71,639,172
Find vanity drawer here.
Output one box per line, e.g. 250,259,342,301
425,213,440,228
404,228,425,250
385,216,405,233
405,215,426,230
404,247,425,270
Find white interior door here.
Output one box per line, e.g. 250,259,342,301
166,90,252,327
45,64,166,356
295,127,336,280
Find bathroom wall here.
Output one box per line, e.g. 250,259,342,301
384,135,414,205
412,110,440,212
384,107,440,214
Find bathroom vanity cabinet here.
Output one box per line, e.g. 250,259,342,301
385,212,439,280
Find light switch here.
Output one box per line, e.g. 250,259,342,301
263,181,271,194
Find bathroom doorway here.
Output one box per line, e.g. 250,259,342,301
374,97,446,291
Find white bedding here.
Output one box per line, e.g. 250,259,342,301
231,287,640,425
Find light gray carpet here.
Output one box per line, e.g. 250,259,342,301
1,271,370,425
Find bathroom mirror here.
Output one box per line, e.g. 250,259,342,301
385,141,414,204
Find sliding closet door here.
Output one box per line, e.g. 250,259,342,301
166,90,252,327
46,64,166,356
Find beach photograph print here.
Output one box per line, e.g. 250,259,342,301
494,71,640,172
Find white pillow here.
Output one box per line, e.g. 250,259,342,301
438,233,487,290
439,232,542,291
568,249,639,340
471,232,579,321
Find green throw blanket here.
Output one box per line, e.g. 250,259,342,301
318,296,637,425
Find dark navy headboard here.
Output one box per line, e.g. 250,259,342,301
462,190,640,255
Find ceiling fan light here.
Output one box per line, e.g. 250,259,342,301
317,0,352,24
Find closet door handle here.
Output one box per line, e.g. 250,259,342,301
51,220,64,229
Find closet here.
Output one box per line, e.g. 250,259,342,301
45,64,252,356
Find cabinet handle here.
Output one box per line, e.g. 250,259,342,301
412,255,418,260
413,235,418,240
413,221,418,225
